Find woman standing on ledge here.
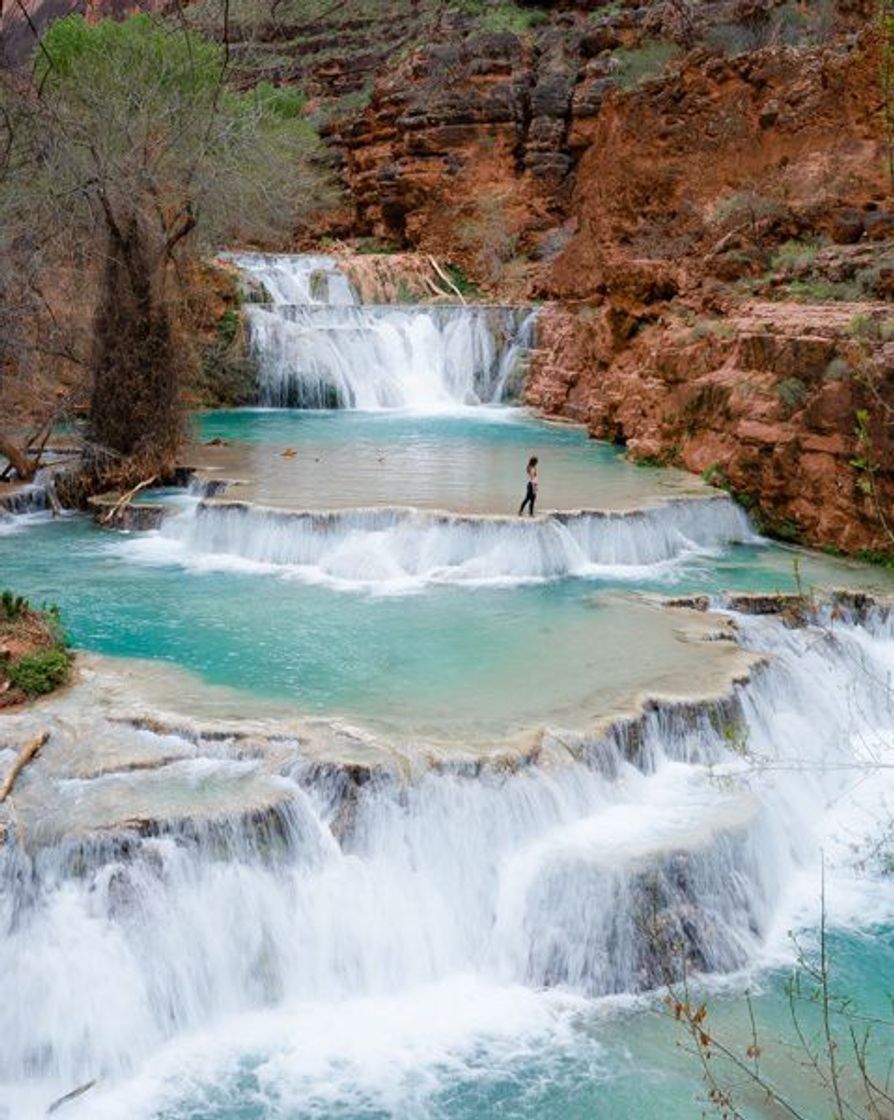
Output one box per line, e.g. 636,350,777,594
518,456,538,517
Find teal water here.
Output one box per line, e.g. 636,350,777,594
2,512,891,737
189,409,709,513
112,925,894,1120
5,409,894,1120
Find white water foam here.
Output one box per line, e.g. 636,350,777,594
115,495,756,592
226,253,536,410
4,610,894,1117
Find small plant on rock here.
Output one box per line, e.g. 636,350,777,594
7,649,72,698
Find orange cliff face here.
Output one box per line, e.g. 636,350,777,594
334,13,894,554
3,0,892,553
527,35,894,554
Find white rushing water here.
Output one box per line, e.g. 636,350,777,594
119,495,755,592
226,253,536,410
3,607,894,1117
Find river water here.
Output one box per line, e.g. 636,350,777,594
1,254,893,1120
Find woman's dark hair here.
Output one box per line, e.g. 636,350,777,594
527,456,538,469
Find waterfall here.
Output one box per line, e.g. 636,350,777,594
225,253,536,410
0,471,60,534
121,494,755,591
3,607,893,1113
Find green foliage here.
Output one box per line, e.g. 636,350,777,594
0,590,28,621
588,0,623,21
452,0,549,33
197,307,257,407
29,14,333,249
39,12,221,87
613,40,679,90
216,307,240,347
782,278,863,302
440,264,483,299
854,548,894,569
712,190,787,231
770,239,823,272
701,463,724,485
689,317,735,342
355,240,400,255
848,314,894,342
824,357,852,382
252,81,306,119
776,376,808,413
7,648,72,698
709,711,750,755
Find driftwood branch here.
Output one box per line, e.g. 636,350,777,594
47,1078,98,1114
0,436,38,482
428,255,466,304
99,476,157,525
0,731,49,803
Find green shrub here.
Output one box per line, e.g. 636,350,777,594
453,0,548,34
712,190,788,231
776,376,808,413
253,81,307,119
855,549,894,570
848,314,894,342
440,264,482,299
784,278,862,302
770,239,823,272
216,307,240,347
823,357,851,382
689,317,735,341
7,649,72,697
0,590,29,621
355,240,400,255
614,40,679,90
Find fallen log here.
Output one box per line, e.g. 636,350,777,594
428,255,467,304
0,731,50,803
98,476,157,526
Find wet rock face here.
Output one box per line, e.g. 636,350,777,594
337,16,604,249
529,300,894,553
330,11,892,555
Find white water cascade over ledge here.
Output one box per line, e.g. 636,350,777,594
3,606,894,1117
225,252,537,409
126,494,757,590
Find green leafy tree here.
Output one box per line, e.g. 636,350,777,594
1,14,334,489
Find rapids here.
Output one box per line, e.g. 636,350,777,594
227,253,535,410
2,253,894,1119
2,608,894,1119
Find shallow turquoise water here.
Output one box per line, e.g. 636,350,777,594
5,410,894,1120
143,926,894,1120
4,403,894,735
189,408,709,513
2,512,891,736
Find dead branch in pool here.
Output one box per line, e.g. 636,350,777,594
46,1078,97,1114
99,476,158,526
428,256,466,304
0,731,49,803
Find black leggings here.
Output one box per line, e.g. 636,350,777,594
518,481,536,516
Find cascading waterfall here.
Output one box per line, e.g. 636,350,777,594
0,469,60,534
2,606,893,1112
124,495,755,590
225,252,536,409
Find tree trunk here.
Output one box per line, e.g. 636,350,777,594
0,437,37,481
87,214,184,478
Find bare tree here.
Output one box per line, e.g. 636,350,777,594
0,10,336,495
